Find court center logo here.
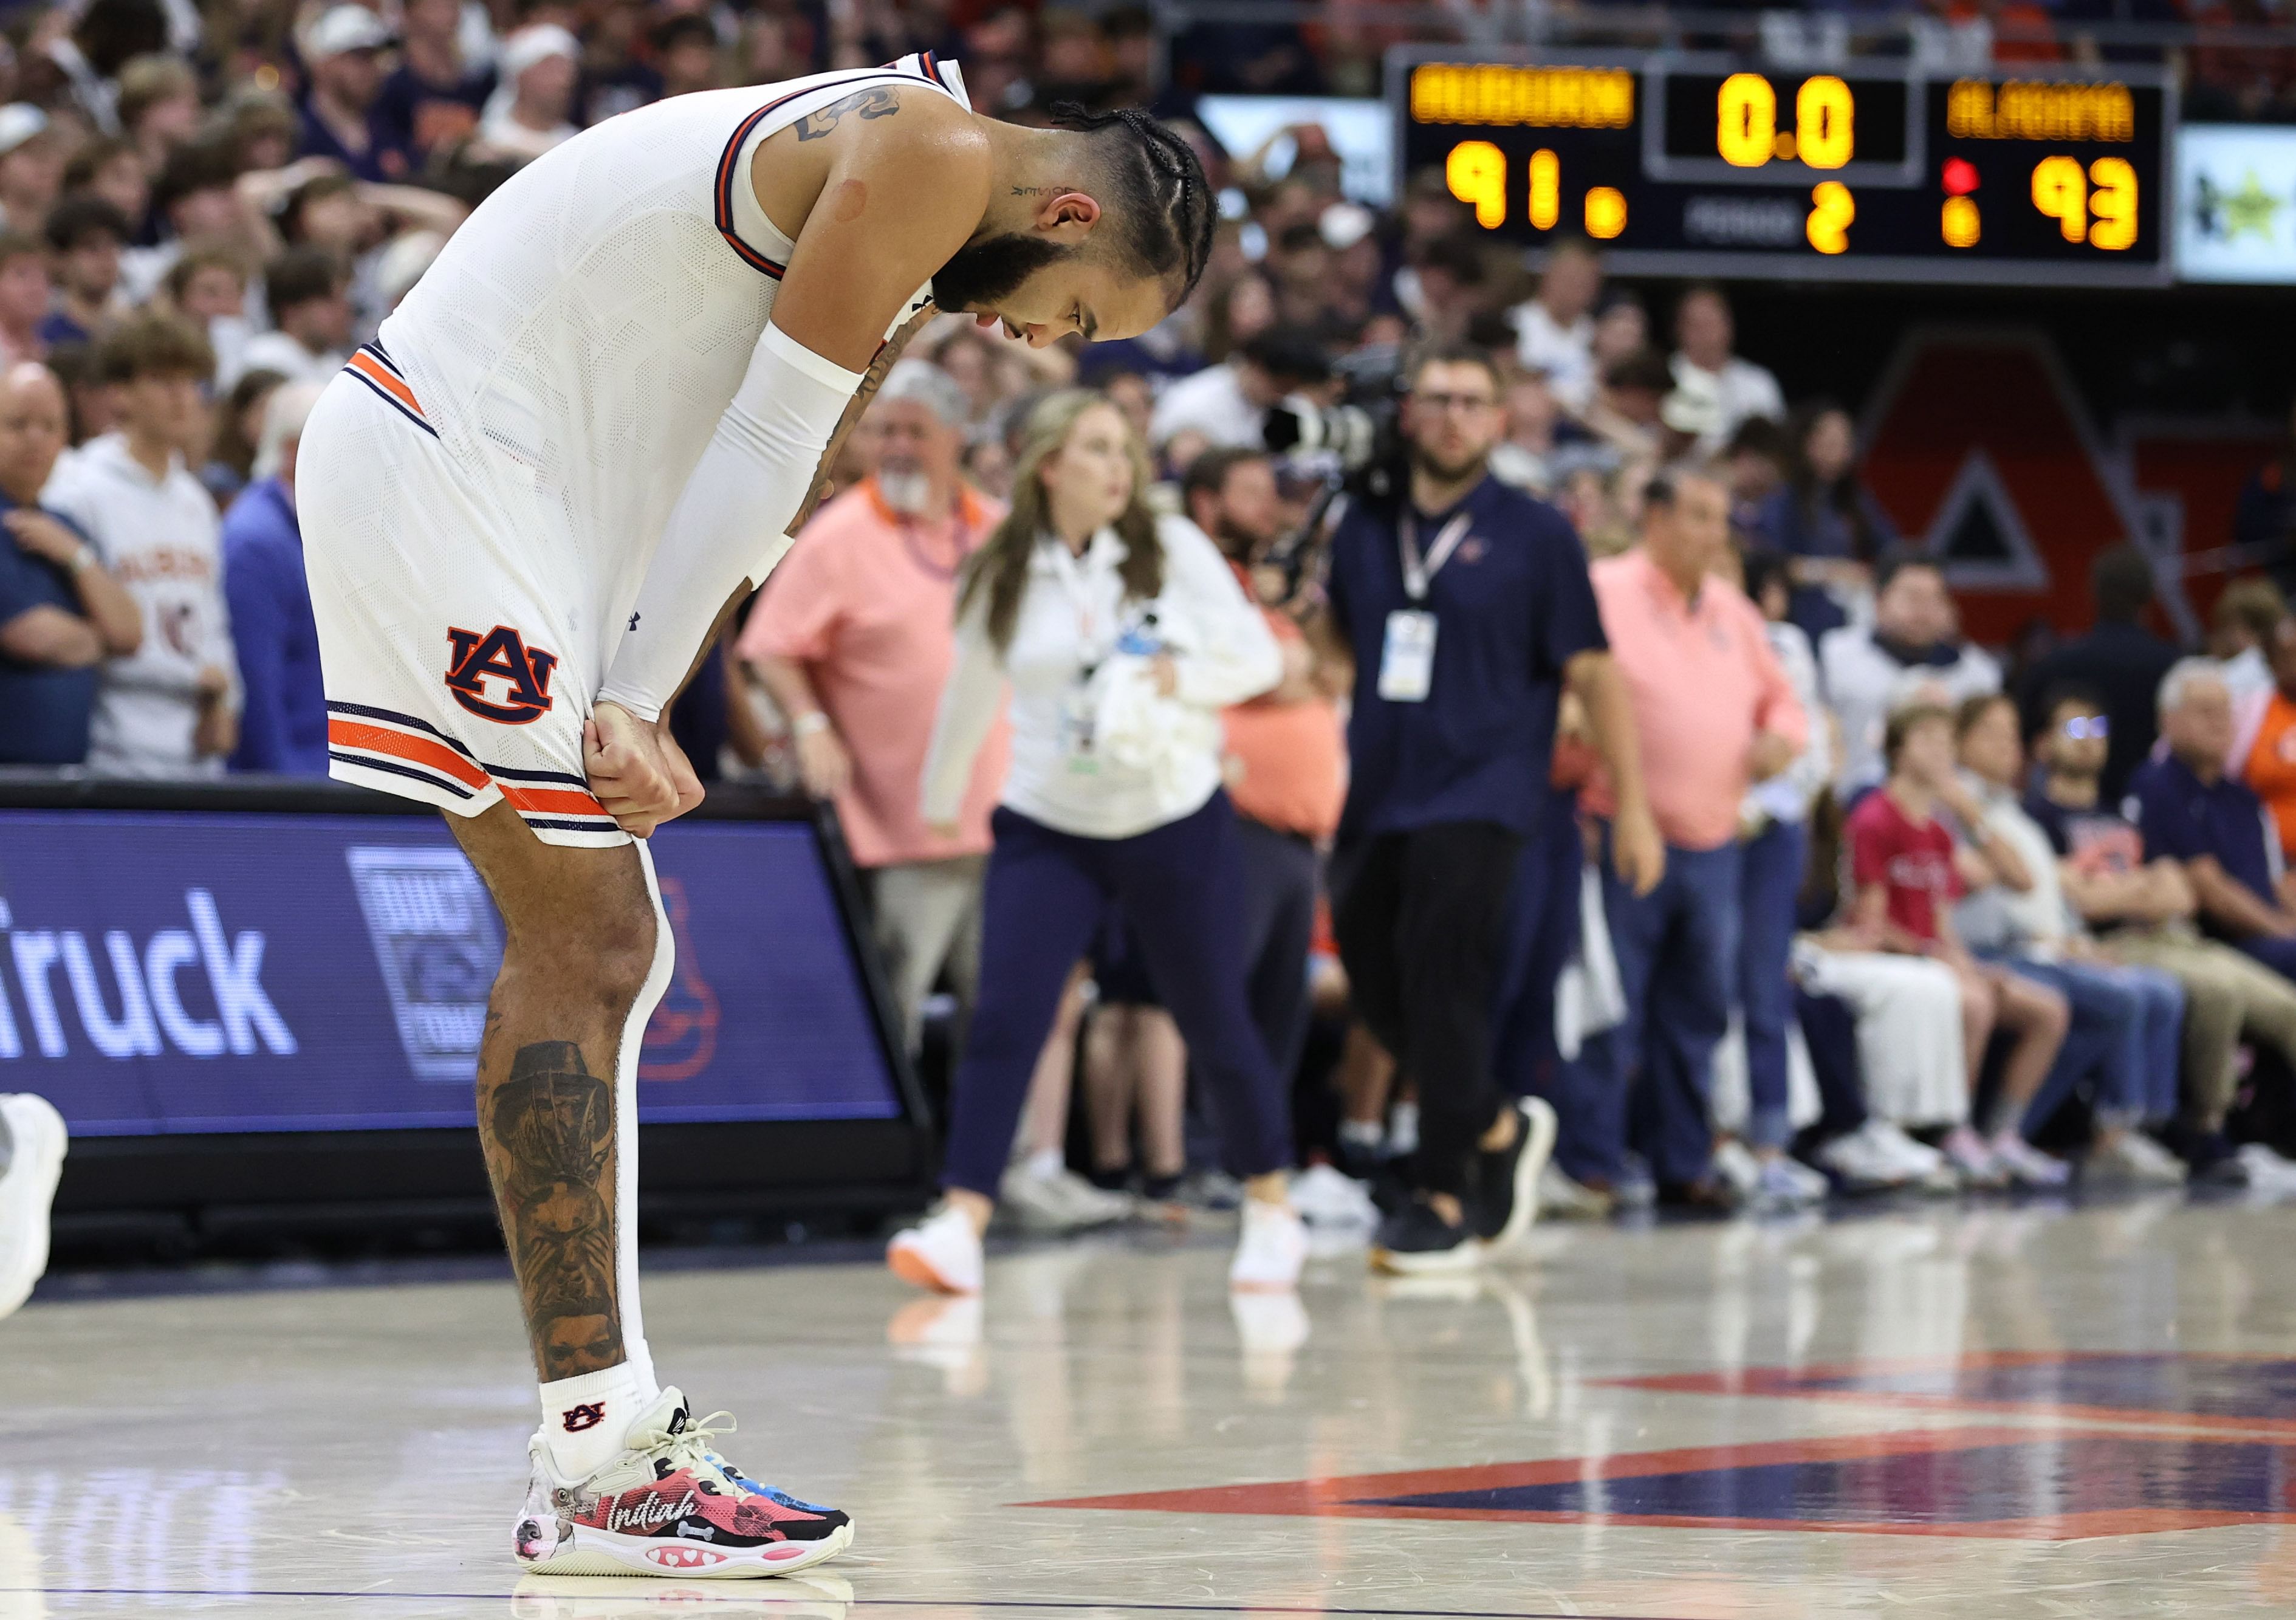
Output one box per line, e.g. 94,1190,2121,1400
346,846,503,1082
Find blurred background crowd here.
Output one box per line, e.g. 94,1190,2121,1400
4,0,2296,1240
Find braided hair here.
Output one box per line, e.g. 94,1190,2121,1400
1049,102,1217,307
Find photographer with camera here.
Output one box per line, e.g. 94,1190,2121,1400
1314,344,1663,1272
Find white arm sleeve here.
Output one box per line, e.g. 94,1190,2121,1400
596,322,865,721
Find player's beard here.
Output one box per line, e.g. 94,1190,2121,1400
931,232,1072,319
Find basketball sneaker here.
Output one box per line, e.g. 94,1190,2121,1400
513,1388,852,1579
0,1093,67,1320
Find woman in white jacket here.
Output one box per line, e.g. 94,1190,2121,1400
887,390,1305,1293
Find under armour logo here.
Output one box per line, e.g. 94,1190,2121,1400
563,1402,608,1433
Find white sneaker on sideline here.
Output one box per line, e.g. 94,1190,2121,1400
1290,1164,1379,1229
2092,1130,2187,1186
887,1203,984,1296
1049,1168,1136,1227
997,1162,1129,1232
1229,1198,1307,1292
1817,1125,1905,1191
1944,1124,2007,1189
1752,1155,1829,1209
1711,1138,1761,1201
2236,1142,2296,1192
0,1094,67,1319
1537,1161,1614,1220
1989,1131,2071,1189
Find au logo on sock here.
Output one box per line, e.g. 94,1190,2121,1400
346,846,503,1082
562,1402,608,1432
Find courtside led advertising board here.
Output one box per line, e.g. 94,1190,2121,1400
1393,47,2174,285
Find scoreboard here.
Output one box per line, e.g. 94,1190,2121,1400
1394,48,2175,284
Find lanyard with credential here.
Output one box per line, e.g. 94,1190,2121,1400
1380,512,1470,703
1399,511,1473,603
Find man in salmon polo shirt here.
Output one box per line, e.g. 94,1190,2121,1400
742,359,1010,1053
1561,465,1807,1213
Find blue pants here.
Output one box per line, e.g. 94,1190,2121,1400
1491,783,1584,1100
941,795,1291,1197
1552,826,1743,1188
2001,957,2183,1136
1738,819,1808,1151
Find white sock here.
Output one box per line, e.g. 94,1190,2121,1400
540,1361,652,1480
1023,1147,1063,1180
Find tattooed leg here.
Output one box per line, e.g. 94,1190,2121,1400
451,798,665,1381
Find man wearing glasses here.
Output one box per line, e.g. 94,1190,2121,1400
1315,343,1661,1271
2029,682,2296,1187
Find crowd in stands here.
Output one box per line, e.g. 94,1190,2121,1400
4,0,2296,1252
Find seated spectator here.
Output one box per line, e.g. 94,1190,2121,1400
1822,554,2001,797
374,0,497,165
39,194,132,350
0,234,50,368
1589,290,1648,378
2131,659,2296,980
1669,283,1784,455
238,249,352,385
478,27,583,166
1489,368,1561,496
651,15,724,104
43,312,237,777
1724,417,1791,538
278,173,464,342
2029,682,2296,1187
1148,326,1327,454
1509,238,1601,414
1953,693,2187,1184
2232,616,2296,864
1583,347,1671,462
298,6,411,184
2233,396,2295,563
199,368,285,506
0,361,141,764
2211,576,2286,705
1843,703,2071,1186
0,107,63,235
120,137,256,307
222,381,327,775
2015,543,2181,803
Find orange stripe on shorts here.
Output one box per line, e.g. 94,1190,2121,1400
500,783,610,818
327,718,490,790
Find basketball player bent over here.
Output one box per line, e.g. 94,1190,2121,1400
296,55,1212,1578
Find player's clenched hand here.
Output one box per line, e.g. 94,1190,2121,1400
586,700,705,839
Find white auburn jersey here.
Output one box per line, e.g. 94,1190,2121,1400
376,52,961,618
297,53,962,847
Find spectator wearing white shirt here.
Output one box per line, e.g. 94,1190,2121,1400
1510,238,1602,414
1670,283,1784,455
43,311,237,776
888,390,1303,1299
1821,554,2000,796
1148,326,1328,455
236,247,352,386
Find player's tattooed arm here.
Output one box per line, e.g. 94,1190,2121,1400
784,300,940,537
483,1040,623,1378
794,86,900,141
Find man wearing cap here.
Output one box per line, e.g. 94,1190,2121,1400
300,5,410,183
0,106,62,235
739,359,1012,1058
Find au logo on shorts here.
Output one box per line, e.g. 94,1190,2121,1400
445,624,560,724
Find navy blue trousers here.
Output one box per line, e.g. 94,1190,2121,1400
1552,825,1743,1188
941,794,1291,1197
1491,784,1585,1100
1738,819,1809,1150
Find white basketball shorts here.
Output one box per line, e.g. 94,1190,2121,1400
299,342,628,848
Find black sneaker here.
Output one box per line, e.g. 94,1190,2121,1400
1369,1200,1479,1275
2188,1131,2250,1189
1474,1097,1558,1248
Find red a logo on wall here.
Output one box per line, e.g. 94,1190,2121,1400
639,877,719,1082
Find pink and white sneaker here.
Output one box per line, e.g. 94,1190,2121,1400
513,1389,852,1578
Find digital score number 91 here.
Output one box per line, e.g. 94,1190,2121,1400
1445,138,1855,255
